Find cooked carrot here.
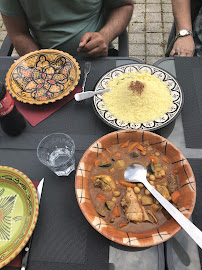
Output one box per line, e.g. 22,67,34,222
119,222,128,228
148,156,158,164
115,152,121,157
101,152,111,163
120,140,130,148
97,193,106,203
171,190,181,204
162,156,170,164
94,159,100,167
119,181,136,188
126,142,138,154
137,144,144,151
106,148,112,155
172,170,178,174
112,204,120,217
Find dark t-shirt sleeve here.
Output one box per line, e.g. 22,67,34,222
0,0,25,17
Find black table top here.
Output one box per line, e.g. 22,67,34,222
0,56,201,270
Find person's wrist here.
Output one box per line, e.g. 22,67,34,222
175,29,193,41
98,29,111,45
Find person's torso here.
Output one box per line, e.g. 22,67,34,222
19,0,104,56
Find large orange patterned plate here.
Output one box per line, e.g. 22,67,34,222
6,49,80,105
0,166,39,268
75,130,196,247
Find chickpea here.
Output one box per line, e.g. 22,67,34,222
147,146,153,151
149,180,154,185
138,194,142,200
149,175,155,181
147,172,150,177
145,189,151,195
113,191,121,197
137,183,144,189
155,152,160,156
111,197,116,202
134,186,141,194
160,170,165,177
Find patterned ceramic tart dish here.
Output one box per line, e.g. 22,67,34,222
6,49,80,105
0,166,39,268
93,64,184,131
75,130,196,247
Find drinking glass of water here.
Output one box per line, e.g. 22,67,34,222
37,133,75,176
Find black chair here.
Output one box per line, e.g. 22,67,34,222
0,29,129,57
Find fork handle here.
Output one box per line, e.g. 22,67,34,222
82,74,88,91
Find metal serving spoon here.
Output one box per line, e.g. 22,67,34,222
124,163,202,249
74,88,111,101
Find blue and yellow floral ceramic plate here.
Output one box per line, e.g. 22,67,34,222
6,49,80,105
0,166,39,268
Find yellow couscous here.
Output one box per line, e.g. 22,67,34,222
102,72,173,123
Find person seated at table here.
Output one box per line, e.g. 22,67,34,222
166,0,202,57
0,0,134,58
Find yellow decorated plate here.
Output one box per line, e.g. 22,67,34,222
0,166,39,268
6,49,80,105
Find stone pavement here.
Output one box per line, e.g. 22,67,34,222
0,0,173,65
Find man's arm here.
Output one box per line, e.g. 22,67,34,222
170,0,195,57
1,14,39,56
78,0,134,58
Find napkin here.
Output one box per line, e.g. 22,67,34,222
15,86,82,127
6,181,39,269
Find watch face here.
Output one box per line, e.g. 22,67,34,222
180,30,188,36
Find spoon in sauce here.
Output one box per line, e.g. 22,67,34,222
124,163,202,249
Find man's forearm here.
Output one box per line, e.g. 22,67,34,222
172,0,192,32
1,14,39,56
99,1,134,45
11,33,39,56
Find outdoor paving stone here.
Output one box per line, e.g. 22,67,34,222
162,3,173,12
163,12,174,23
129,44,145,56
147,0,161,3
146,44,163,56
146,22,163,32
146,33,163,44
146,4,161,13
131,12,145,23
135,0,145,3
130,22,145,33
146,13,162,23
136,55,145,62
164,22,173,33
129,33,145,43
0,31,7,41
162,0,171,3
164,33,169,43
147,56,161,65
133,3,145,13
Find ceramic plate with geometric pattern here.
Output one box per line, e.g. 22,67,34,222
0,166,39,268
75,130,196,247
93,64,184,131
6,49,80,105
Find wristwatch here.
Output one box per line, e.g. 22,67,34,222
175,29,193,40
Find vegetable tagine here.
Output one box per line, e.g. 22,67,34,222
88,140,181,233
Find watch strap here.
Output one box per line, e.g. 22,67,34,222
175,29,193,40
